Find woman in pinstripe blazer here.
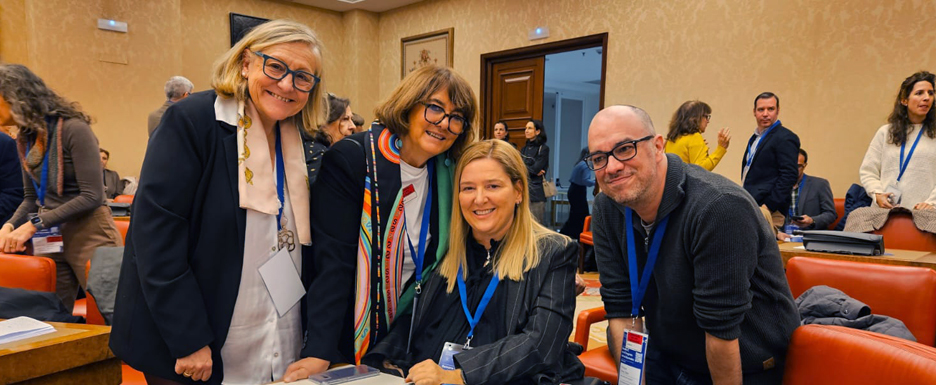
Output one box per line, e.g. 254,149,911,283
365,140,584,385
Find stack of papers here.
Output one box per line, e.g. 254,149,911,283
0,317,55,344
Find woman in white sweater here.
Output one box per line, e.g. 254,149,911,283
860,71,936,210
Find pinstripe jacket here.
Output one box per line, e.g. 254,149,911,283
366,233,584,384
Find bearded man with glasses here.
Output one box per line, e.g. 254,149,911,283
587,105,798,385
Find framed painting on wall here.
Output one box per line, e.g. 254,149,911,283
229,13,270,47
401,28,454,79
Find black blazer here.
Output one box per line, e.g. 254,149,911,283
365,234,584,385
794,174,836,230
0,133,23,224
109,91,313,384
741,124,800,214
521,139,549,202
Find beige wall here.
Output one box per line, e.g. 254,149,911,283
3,0,936,197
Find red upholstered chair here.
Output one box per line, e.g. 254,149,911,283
784,324,936,384
578,216,593,273
113,194,134,204
0,253,56,292
114,219,129,243
786,256,936,346
829,198,845,230
574,307,617,382
870,211,936,251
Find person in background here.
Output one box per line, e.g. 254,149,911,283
351,112,365,133
0,64,123,311
859,70,936,210
559,148,594,240
362,139,584,385
664,100,730,171
100,148,123,200
302,93,353,184
492,120,516,149
283,65,478,381
789,148,836,230
110,20,326,384
0,131,23,224
520,119,549,224
148,76,194,137
742,92,800,228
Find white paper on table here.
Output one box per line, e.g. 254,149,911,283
0,316,55,344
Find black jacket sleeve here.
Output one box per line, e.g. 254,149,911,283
529,145,549,177
0,136,23,224
593,194,634,319
763,131,800,212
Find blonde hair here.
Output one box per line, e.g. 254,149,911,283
439,139,554,292
374,65,478,160
210,19,326,134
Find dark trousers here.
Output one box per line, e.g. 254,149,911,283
559,182,589,238
645,344,783,385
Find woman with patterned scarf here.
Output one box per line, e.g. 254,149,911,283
109,20,326,384
283,65,479,381
0,64,122,312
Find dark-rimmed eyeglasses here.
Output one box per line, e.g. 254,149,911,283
252,51,320,93
421,102,468,135
584,135,654,171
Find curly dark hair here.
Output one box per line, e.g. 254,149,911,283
887,71,936,145
0,64,92,136
666,100,711,142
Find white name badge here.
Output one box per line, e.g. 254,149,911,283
31,226,63,254
618,330,649,385
258,247,305,317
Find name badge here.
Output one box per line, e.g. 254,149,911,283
618,330,649,385
439,341,468,371
258,247,305,317
29,214,63,254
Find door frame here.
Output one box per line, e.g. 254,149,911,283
479,33,608,139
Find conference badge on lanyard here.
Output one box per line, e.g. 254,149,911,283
29,213,63,254
618,329,649,385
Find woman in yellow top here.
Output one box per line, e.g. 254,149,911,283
664,100,730,171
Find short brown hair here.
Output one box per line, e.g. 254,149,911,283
374,65,478,160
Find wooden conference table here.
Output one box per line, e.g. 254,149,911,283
0,322,120,384
778,241,936,271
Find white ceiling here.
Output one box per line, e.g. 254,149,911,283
287,0,424,12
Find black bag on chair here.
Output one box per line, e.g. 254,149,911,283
798,230,885,256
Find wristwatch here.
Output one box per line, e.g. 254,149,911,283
30,215,45,231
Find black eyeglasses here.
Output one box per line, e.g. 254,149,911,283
252,51,320,93
584,135,654,171
421,102,468,135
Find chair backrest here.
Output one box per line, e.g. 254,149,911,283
114,219,129,243
583,216,591,232
0,253,56,292
870,211,936,251
786,256,936,345
829,198,845,230
113,194,134,204
784,325,936,384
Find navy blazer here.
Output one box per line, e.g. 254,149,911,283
110,91,312,384
793,175,836,230
741,123,800,214
0,133,23,224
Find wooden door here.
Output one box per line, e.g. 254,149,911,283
490,57,544,148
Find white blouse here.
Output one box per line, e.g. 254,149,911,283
859,123,936,206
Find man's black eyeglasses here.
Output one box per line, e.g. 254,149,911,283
421,102,468,135
584,135,654,171
252,51,320,93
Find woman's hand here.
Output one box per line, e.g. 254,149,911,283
717,127,731,149
875,193,895,209
914,202,935,210
405,359,464,385
282,357,331,382
0,222,37,254
574,274,586,296
175,345,212,382
537,170,546,177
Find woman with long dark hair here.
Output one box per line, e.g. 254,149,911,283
0,64,122,312
520,119,549,224
860,71,936,210
664,100,730,171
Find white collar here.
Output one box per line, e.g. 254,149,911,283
214,94,239,126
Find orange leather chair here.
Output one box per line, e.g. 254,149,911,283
784,324,936,384
114,219,129,243
113,194,134,204
578,216,593,273
870,210,936,251
574,306,617,382
73,261,107,325
786,256,936,346
829,198,845,230
0,253,56,292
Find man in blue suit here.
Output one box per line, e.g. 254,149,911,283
742,92,800,227
790,148,837,230
0,131,23,224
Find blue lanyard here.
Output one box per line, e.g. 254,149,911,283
274,125,285,230
24,142,50,207
404,159,434,285
789,175,806,218
625,208,669,318
457,265,501,347
745,120,781,168
898,127,926,182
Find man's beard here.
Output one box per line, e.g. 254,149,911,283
601,168,654,207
